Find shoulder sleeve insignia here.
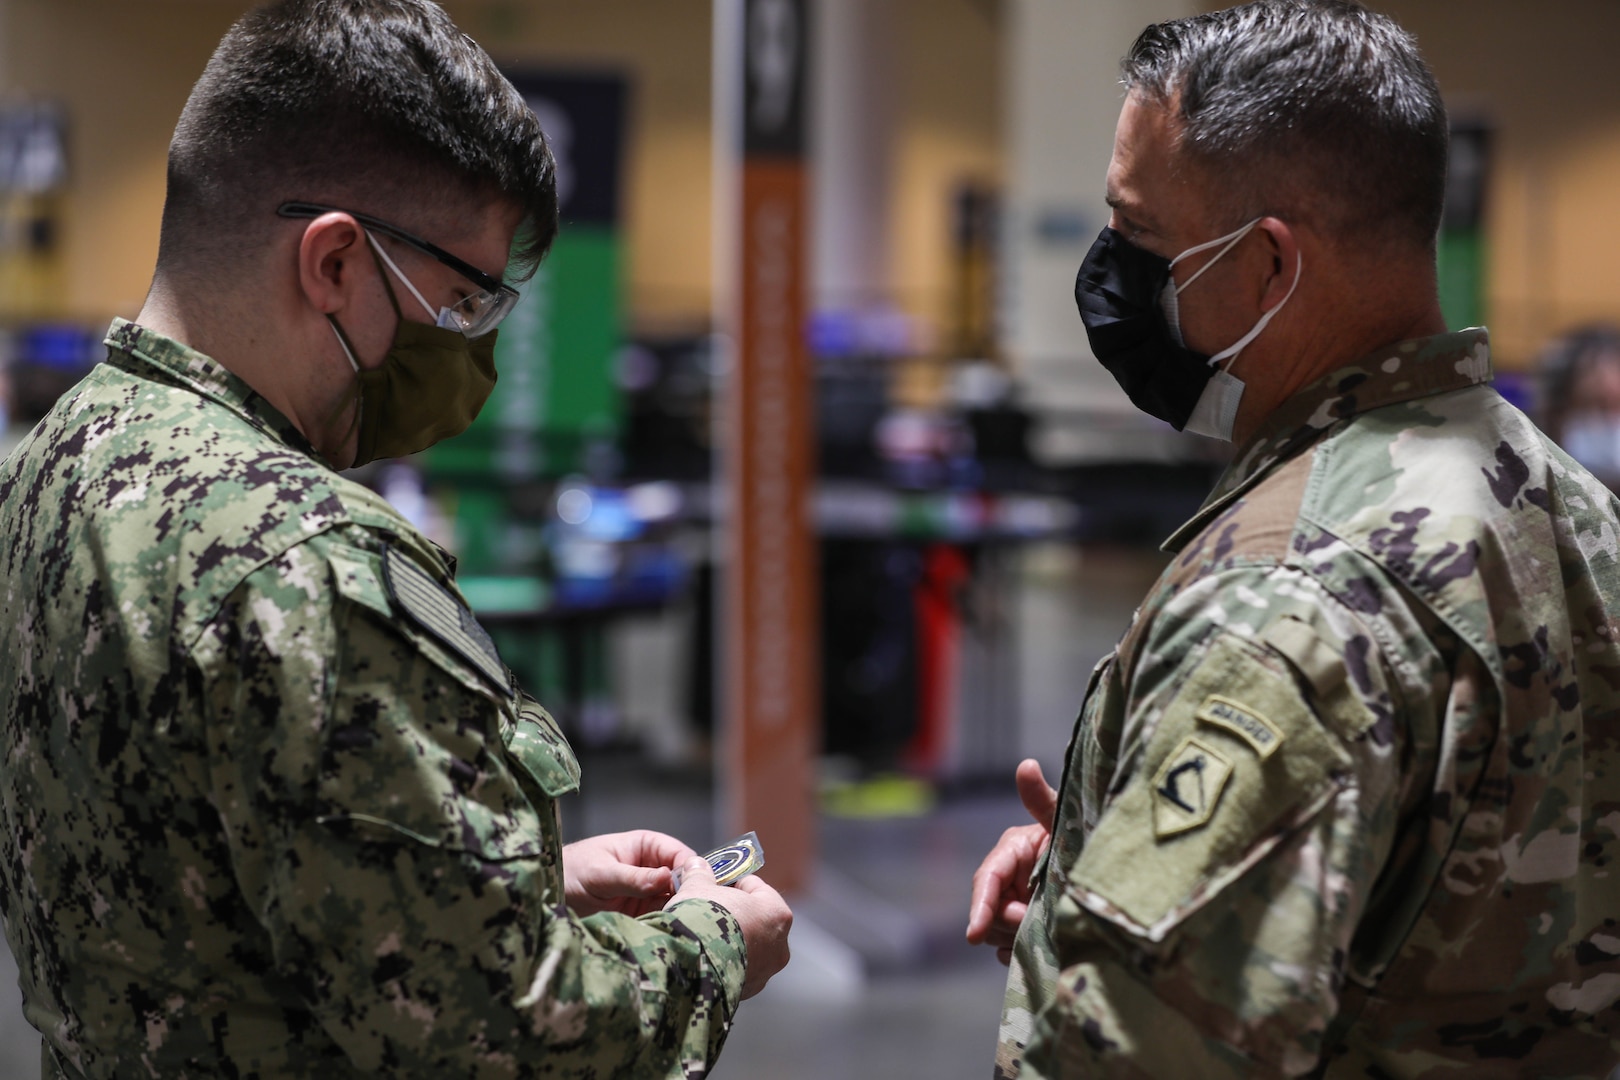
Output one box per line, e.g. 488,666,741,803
1152,736,1233,839
382,545,509,696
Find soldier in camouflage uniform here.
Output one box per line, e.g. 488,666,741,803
968,3,1620,1076
0,2,791,1077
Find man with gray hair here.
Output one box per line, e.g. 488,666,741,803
968,1,1620,1075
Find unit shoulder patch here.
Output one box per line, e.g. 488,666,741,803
382,545,508,697
1152,736,1233,839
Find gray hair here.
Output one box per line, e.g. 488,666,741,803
1123,0,1447,252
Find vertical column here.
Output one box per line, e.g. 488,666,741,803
810,0,893,315
715,0,817,893
1001,0,1196,459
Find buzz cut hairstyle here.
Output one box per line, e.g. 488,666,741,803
1122,0,1449,253
159,0,558,282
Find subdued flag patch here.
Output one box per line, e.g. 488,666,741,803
383,545,509,696
1152,736,1233,839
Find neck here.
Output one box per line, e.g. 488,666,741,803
137,275,325,450
1228,259,1449,447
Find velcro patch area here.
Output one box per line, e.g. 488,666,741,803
383,545,508,697
1069,630,1351,941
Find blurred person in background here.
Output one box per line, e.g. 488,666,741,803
967,1,1620,1075
0,2,789,1077
1538,324,1620,488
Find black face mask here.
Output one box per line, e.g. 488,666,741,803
1074,226,1213,431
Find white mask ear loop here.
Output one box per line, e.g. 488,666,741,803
329,319,361,373
1209,249,1303,370
365,232,441,321
1170,218,1261,295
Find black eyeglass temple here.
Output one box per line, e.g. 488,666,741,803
277,201,513,297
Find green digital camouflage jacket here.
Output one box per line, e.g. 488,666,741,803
0,320,747,1079
998,329,1620,1078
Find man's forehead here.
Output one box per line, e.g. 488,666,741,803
1106,91,1207,233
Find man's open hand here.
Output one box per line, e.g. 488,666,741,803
966,758,1058,965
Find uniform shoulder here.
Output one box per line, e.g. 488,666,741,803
2,359,418,643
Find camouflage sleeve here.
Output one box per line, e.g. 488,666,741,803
193,538,746,1078
1020,565,1438,1078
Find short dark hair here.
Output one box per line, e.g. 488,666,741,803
159,0,557,282
1123,0,1447,252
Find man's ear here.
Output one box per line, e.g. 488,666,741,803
296,212,366,315
1255,216,1301,313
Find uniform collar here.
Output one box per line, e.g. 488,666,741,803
1163,327,1494,554
104,318,322,460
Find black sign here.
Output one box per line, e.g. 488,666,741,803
743,0,808,159
1443,121,1492,233
506,72,627,228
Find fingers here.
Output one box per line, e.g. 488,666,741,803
730,873,775,896
966,867,1002,943
585,861,672,899
967,848,1019,942
967,821,1049,946
628,829,699,871
1015,758,1058,830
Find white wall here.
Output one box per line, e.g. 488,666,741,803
1001,0,1199,462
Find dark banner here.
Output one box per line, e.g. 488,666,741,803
506,72,627,228
743,0,808,159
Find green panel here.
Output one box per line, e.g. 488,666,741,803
427,226,623,482
544,228,624,439
1436,229,1486,331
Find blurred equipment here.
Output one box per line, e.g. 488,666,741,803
0,101,68,322
1537,324,1620,486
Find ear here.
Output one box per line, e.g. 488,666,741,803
1255,216,1302,313
296,212,367,315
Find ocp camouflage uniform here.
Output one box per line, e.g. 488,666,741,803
999,329,1620,1078
0,320,746,1079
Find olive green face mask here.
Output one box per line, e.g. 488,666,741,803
327,236,499,467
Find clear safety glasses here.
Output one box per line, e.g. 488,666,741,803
277,201,520,338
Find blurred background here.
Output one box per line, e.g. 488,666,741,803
4,0,1620,1076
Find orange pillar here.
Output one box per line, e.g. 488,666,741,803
717,0,818,893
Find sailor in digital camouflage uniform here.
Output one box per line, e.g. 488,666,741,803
967,3,1620,1076
0,2,791,1077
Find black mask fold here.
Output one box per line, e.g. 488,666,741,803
1074,226,1214,430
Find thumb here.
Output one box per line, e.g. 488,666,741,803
673,855,717,895
1016,758,1057,829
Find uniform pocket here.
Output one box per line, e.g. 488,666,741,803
318,559,546,861
505,694,581,798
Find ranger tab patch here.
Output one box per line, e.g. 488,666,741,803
382,545,508,696
1152,736,1233,839
1196,694,1285,760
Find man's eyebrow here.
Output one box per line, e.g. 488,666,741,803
1106,191,1155,229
